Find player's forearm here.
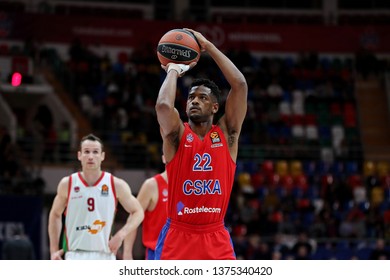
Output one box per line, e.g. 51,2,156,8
156,70,179,110
48,215,62,253
116,211,144,242
155,71,182,137
123,230,137,260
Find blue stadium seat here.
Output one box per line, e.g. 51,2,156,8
356,247,372,260
311,243,331,260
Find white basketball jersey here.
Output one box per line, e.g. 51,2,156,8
65,171,117,254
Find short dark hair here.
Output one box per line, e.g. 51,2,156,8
80,133,104,151
190,78,221,103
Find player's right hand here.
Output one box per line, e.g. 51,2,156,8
162,62,197,77
51,249,64,260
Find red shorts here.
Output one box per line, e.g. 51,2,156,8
154,219,236,260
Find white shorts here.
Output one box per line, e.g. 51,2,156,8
65,251,116,260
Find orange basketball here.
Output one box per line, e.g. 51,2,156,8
157,29,201,66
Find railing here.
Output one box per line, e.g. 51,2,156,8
14,135,367,169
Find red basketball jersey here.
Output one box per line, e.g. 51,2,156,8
142,174,168,250
166,123,236,224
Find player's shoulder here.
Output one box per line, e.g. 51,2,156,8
59,172,79,184
141,176,158,190
57,175,71,197
138,176,159,203
112,175,126,186
59,175,71,186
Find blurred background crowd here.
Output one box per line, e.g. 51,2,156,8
1,0,390,260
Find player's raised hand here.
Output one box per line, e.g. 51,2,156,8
183,28,210,52
161,62,197,77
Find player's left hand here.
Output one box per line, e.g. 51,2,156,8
184,28,209,52
108,235,123,255
51,249,64,260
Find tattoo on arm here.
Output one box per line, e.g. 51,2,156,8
228,134,236,148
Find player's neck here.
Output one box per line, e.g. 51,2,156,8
189,120,213,139
80,170,103,185
161,170,168,183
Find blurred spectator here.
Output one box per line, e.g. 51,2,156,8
291,231,314,258
2,228,35,260
29,107,47,177
270,233,290,259
339,204,366,238
244,234,272,260
0,128,28,193
58,122,71,162
369,238,390,260
271,250,283,260
295,244,311,260
0,128,13,176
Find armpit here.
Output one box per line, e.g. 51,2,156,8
227,133,237,148
167,130,180,149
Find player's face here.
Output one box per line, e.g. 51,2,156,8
186,85,218,123
78,140,105,171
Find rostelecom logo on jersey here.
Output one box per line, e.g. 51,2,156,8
88,220,106,234
176,201,221,215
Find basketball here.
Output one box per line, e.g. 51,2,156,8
157,29,201,66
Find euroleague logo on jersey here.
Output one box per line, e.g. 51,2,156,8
101,184,109,196
210,131,223,148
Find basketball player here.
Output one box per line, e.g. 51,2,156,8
154,28,248,259
48,134,144,260
123,155,168,260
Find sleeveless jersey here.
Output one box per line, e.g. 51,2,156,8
166,123,236,224
142,174,168,251
155,123,236,259
64,171,117,254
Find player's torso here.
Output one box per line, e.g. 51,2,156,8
166,124,236,224
65,171,117,253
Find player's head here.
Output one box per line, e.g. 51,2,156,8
186,79,221,123
78,134,105,170
190,79,221,103
79,134,104,151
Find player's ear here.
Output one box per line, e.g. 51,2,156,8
101,151,105,161
212,103,219,114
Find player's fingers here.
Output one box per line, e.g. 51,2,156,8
189,62,197,69
108,240,117,253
